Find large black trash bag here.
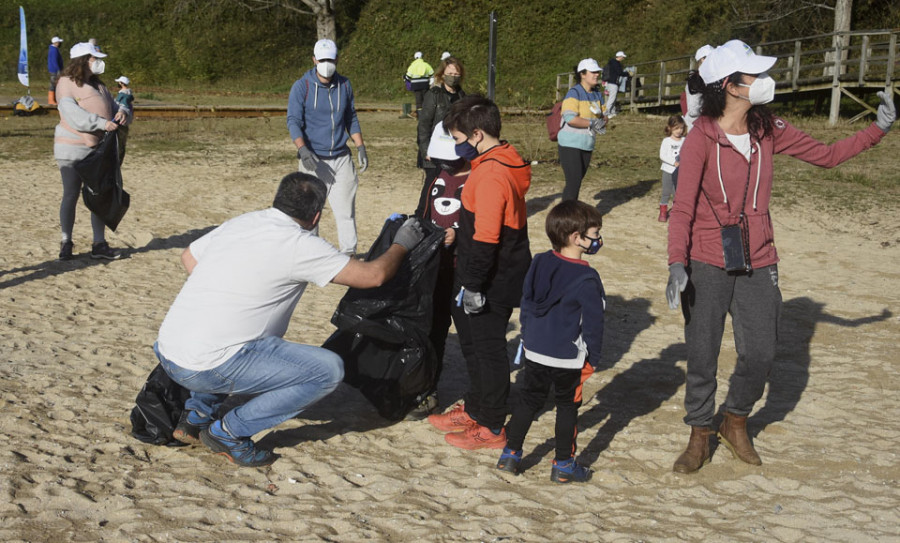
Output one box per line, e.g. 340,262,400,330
75,131,130,231
130,363,191,447
323,216,444,420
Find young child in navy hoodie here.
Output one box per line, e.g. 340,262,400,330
497,200,605,483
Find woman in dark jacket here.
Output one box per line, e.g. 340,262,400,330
415,57,465,215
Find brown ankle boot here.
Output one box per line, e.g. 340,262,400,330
718,412,762,465
673,426,712,474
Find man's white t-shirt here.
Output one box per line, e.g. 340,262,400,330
157,208,350,371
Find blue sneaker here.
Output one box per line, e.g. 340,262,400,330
550,457,593,484
200,420,277,467
173,410,211,445
497,447,522,474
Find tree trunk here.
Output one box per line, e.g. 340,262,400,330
317,12,336,41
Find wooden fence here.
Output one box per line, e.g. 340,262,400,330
555,29,899,125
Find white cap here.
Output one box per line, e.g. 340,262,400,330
51,36,63,44
699,39,776,84
615,51,626,58
313,39,338,61
115,76,130,85
427,122,460,161
577,58,601,73
414,51,423,59
441,51,451,61
70,42,106,59
694,44,713,62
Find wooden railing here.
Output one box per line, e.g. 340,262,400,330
555,30,899,124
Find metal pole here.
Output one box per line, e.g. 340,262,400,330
487,11,498,101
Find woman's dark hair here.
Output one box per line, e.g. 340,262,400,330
434,57,464,88
545,200,603,252
573,64,585,84
699,72,774,139
61,55,101,88
273,172,327,223
443,94,501,139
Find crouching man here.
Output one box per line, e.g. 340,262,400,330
153,172,424,467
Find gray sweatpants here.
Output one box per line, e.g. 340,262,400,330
660,170,678,205
58,159,107,244
681,260,782,427
298,152,358,254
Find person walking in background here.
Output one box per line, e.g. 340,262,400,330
602,51,627,118
405,51,434,118
416,56,466,204
666,40,895,474
557,58,607,202
427,95,531,451
54,41,131,261
114,75,134,165
287,38,368,255
155,173,425,467
47,36,64,105
658,115,686,222
497,200,606,484
682,44,713,131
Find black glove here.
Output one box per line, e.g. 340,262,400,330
297,146,318,172
666,263,688,310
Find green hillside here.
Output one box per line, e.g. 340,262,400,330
2,0,897,105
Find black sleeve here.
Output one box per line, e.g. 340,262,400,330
418,90,438,159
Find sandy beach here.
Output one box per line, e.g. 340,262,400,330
1,110,898,542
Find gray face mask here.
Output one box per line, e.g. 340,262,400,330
443,75,460,88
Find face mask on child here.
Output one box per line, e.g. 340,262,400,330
579,234,603,255
454,141,479,160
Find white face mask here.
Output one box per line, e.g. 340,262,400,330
316,61,336,79
738,73,775,105
90,59,106,75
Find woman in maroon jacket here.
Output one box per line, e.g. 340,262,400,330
665,40,895,474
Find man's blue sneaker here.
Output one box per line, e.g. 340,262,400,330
173,410,211,445
550,457,593,484
497,447,522,474
200,420,277,467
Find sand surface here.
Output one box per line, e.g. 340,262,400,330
1,111,898,542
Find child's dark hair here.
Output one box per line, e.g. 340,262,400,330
443,94,501,139
545,200,603,252
699,72,774,139
665,115,686,136
272,172,327,222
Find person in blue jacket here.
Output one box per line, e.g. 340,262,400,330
47,36,64,105
497,199,606,483
287,39,368,255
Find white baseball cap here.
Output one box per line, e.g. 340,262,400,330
414,51,423,59
70,42,106,59
615,51,626,58
699,39,776,84
694,44,713,62
313,39,338,61
115,76,131,85
577,58,601,73
441,51,451,61
51,36,63,44
427,122,460,161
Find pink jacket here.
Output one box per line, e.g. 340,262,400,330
668,115,885,269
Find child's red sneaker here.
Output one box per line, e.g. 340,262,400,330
427,403,476,433
445,425,507,450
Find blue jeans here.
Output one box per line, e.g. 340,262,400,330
153,337,344,438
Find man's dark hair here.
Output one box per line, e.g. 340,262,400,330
272,172,327,222
443,94,501,139
545,200,603,252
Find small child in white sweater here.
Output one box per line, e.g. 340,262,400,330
658,115,686,222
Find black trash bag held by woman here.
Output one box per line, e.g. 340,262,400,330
323,216,444,420
74,131,130,231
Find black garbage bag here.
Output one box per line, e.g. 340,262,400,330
75,131,130,231
130,363,191,447
323,216,444,420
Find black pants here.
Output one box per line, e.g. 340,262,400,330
451,299,513,429
505,359,593,461
426,246,455,392
559,145,593,201
414,89,426,112
682,261,782,427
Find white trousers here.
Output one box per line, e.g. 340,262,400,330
299,153,358,254
606,83,619,116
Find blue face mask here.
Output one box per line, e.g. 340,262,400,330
454,141,479,160
580,234,603,255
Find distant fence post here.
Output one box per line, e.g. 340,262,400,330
887,32,897,87
828,35,843,126
792,40,801,92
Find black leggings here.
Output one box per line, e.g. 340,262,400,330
558,145,593,201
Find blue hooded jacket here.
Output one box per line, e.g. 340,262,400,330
520,251,605,369
287,68,361,158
